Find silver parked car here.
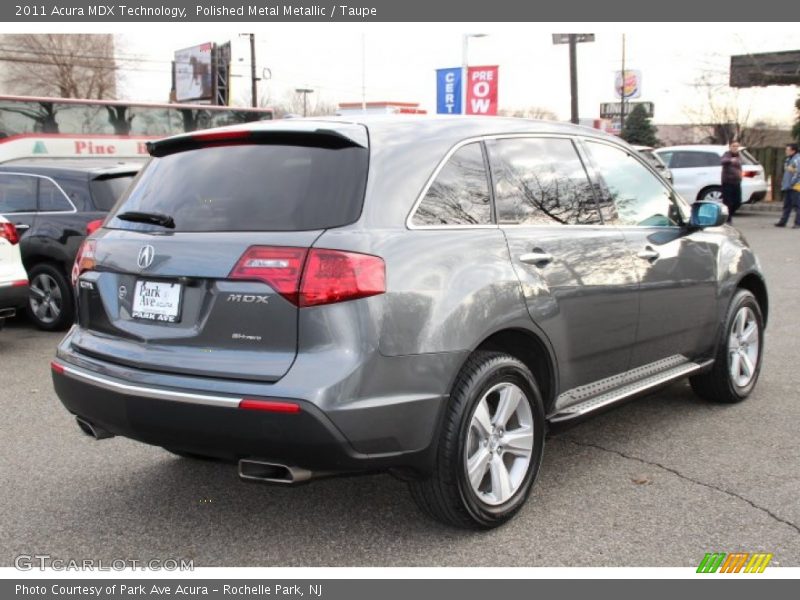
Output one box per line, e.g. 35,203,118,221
52,117,768,529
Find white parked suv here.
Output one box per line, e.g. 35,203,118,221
655,145,768,204
0,216,28,329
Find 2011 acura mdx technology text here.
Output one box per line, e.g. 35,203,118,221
51,117,768,529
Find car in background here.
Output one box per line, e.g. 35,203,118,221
0,161,140,330
0,216,28,330
634,145,673,183
654,145,767,204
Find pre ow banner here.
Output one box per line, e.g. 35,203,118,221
437,65,499,115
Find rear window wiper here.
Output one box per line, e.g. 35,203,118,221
115,211,175,229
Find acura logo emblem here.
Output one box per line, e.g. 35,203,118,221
137,245,155,269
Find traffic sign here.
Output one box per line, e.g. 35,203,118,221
552,34,595,44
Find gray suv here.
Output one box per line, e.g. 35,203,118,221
52,117,768,529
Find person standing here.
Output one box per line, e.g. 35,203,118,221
775,143,800,228
720,141,743,224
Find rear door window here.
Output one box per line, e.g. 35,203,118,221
0,174,37,213
38,178,74,212
670,151,720,168
486,137,600,225
412,142,492,226
106,143,368,232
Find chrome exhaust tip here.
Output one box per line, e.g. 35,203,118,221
75,416,114,440
238,459,312,485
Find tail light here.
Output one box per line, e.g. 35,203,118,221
743,170,759,178
86,219,104,235
0,222,20,245
229,246,385,307
71,239,97,286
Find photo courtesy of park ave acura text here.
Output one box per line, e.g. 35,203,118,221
0,4,798,580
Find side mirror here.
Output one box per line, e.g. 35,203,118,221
690,201,728,228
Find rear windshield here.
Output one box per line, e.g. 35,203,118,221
106,144,369,232
90,174,136,211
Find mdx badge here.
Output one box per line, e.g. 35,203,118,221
226,294,269,304
137,245,155,269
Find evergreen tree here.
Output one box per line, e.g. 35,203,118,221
620,104,660,146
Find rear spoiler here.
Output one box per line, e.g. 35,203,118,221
146,127,368,158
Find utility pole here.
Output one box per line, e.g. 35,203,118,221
568,34,579,124
249,33,257,108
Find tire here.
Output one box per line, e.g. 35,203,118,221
698,186,723,203
690,289,764,403
26,263,74,331
409,351,546,529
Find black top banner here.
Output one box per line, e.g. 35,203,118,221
2,0,788,22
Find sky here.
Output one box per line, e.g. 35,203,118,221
9,23,800,126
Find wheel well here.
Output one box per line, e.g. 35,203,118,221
23,255,69,275
738,274,769,326
475,329,556,412
697,185,721,201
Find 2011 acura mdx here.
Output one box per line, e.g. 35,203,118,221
51,117,768,529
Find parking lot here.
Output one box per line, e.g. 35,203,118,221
1,210,798,567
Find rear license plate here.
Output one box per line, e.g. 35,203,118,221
131,280,182,323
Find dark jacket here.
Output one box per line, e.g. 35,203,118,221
721,151,742,184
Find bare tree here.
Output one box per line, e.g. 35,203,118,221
498,106,558,120
683,71,775,146
274,90,337,117
0,34,117,99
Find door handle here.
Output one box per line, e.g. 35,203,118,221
519,251,554,266
637,247,660,262
13,223,30,232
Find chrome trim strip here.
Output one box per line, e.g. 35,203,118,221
549,360,713,423
55,362,242,408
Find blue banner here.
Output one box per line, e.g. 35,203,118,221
436,67,462,115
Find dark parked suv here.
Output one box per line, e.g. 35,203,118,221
0,161,140,330
52,117,768,528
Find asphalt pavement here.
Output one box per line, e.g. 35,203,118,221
1,210,798,567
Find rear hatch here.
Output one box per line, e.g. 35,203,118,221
71,125,369,382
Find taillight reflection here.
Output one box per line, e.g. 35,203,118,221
0,222,20,245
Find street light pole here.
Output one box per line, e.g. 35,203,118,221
552,34,594,124
461,33,487,115
568,34,579,124
295,88,314,117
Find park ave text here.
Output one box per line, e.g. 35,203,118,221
16,4,378,18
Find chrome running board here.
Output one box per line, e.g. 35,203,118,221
549,356,713,423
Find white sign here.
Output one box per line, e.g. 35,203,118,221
175,43,213,102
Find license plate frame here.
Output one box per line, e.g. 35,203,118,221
131,280,183,323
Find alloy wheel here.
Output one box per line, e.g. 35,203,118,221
728,306,760,388
464,382,534,506
29,273,62,325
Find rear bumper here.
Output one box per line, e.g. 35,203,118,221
0,280,28,312
51,354,449,475
746,190,767,203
